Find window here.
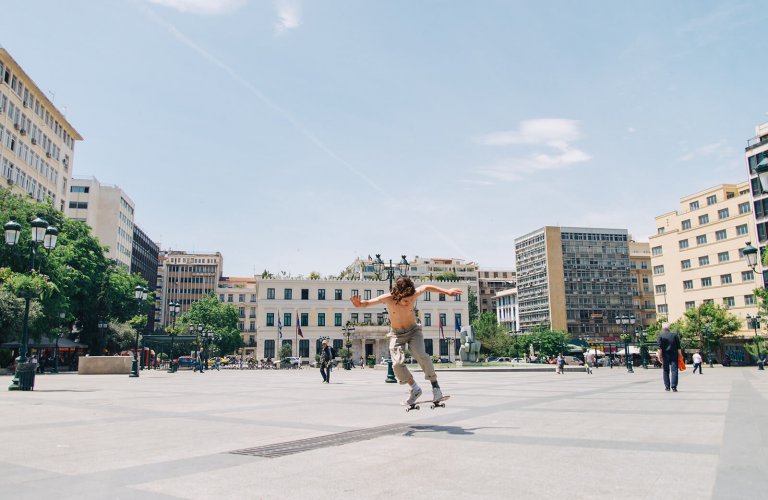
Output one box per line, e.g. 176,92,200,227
264,340,275,359
227,294,233,303
424,292,431,301
720,274,732,285
301,289,309,300
250,294,257,302
723,297,735,307
652,246,663,256
679,240,689,249
238,294,245,302
736,224,749,236
689,201,699,210
718,208,729,219
299,339,309,358
683,280,693,290
301,313,308,327
658,304,668,314
455,294,462,302
698,214,709,225
653,265,664,275
439,293,446,301
333,339,343,352
266,313,274,326
685,301,696,310
238,306,245,318
739,202,751,214
351,313,358,323
696,234,707,245
717,251,729,263
455,313,462,329
363,313,372,325
377,289,385,297
701,277,712,287
67,201,87,209
699,256,709,266
657,227,665,235
681,259,691,269
424,339,434,356
655,284,666,293
706,195,717,205
715,229,727,241
681,219,691,230
363,290,371,300
742,270,754,282
334,313,342,326
283,313,291,327
70,185,89,193
440,339,449,357
439,313,447,328
284,288,292,300
318,289,326,300
267,288,275,299
745,295,756,305
351,289,359,298
424,313,432,327
334,289,342,300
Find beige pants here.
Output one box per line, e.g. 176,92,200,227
388,324,437,385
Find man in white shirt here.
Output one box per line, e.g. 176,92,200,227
692,351,703,374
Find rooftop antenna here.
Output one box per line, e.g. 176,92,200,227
47,90,55,103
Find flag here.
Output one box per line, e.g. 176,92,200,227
439,317,444,339
296,313,303,338
278,310,283,339
455,316,461,333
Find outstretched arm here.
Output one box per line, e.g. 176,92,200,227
351,293,391,308
415,285,463,297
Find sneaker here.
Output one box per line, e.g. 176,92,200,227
406,386,422,405
432,387,443,402
672,387,677,392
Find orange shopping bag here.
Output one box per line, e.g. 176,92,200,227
678,353,686,371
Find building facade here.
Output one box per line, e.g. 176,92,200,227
629,241,656,328
515,226,633,338
746,121,768,282
495,287,518,332
344,256,479,286
155,250,223,328
131,224,160,331
65,176,135,269
249,278,469,363
217,276,258,354
0,48,82,210
477,268,516,315
649,183,757,335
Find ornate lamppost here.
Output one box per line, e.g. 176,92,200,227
129,286,148,378
201,330,214,372
166,301,180,371
371,254,408,383
615,314,635,373
342,321,355,370
5,217,58,391
742,241,766,289
637,328,648,369
746,314,764,370
98,319,108,356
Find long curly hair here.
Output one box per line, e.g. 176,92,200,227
391,276,416,303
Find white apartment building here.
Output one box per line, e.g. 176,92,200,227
495,287,518,332
0,48,81,210
649,183,757,335
65,176,135,269
251,278,469,363
344,256,479,286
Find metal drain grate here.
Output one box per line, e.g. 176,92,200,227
229,423,413,458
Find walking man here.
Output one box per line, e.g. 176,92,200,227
656,323,682,392
351,277,462,405
320,339,333,383
692,351,703,374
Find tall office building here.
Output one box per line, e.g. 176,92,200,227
746,121,768,279
131,224,160,331
514,226,633,337
65,176,135,270
649,183,757,334
0,48,82,210
629,241,656,328
156,250,223,328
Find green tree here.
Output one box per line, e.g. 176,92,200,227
467,288,479,324
528,325,570,357
308,271,321,280
177,294,242,355
677,302,740,352
260,269,274,279
471,312,509,356
434,271,458,281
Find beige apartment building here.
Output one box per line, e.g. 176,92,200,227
628,241,656,328
649,183,757,335
477,268,516,315
0,48,81,210
65,176,135,269
156,250,224,328
344,255,479,286
216,276,258,354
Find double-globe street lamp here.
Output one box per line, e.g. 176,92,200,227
342,321,355,370
742,242,767,368
636,328,648,369
371,255,408,383
746,313,764,370
200,330,214,372
4,217,58,391
615,314,635,374
166,301,180,372
129,286,148,378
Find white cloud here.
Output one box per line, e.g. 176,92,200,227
677,141,730,162
475,119,591,182
146,0,246,15
275,0,301,35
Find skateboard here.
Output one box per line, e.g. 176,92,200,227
402,395,450,412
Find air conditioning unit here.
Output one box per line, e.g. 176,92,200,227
30,138,37,145
19,129,26,136
46,151,51,158
6,178,12,185
13,122,19,130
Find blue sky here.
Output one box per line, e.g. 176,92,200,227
3,0,767,277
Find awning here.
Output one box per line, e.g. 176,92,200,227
1,336,88,349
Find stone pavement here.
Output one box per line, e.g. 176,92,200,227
1,365,766,499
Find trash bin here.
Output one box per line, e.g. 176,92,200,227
11,362,37,391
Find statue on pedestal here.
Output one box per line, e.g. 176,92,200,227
459,326,481,362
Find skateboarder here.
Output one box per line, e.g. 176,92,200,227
351,277,462,405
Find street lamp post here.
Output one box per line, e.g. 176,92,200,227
342,321,355,370
742,241,767,289
5,217,58,391
615,314,635,373
98,319,108,356
129,286,148,378
372,254,408,383
746,314,764,370
637,328,648,369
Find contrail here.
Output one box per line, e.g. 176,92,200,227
138,4,469,259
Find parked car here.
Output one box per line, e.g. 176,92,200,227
285,356,301,368
563,356,583,365
176,356,195,369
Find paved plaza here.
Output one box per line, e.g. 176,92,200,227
1,365,766,499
